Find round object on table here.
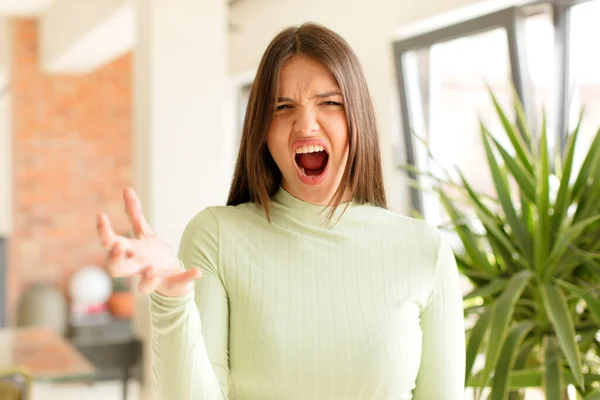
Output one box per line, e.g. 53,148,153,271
69,265,112,308
107,291,134,319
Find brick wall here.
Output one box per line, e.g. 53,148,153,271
8,19,133,322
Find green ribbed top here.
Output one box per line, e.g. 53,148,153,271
150,187,465,399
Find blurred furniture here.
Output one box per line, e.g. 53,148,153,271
0,326,95,382
0,367,31,400
132,282,152,400
67,312,142,400
16,283,68,335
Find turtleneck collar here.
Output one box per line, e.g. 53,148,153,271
270,186,355,227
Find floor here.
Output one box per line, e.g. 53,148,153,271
30,380,140,400
28,381,550,400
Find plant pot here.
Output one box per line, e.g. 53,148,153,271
107,292,134,319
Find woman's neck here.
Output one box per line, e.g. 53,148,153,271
270,186,355,227
280,183,353,206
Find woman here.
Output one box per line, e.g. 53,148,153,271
97,23,465,399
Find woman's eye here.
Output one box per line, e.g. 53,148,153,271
276,104,292,111
322,101,343,107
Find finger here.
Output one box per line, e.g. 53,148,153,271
123,188,153,238
109,258,142,278
162,268,203,289
97,213,118,250
107,241,125,275
107,242,142,277
138,266,162,294
126,241,161,270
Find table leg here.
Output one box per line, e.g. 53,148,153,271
123,366,129,400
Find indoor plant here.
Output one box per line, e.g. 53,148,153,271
406,92,600,399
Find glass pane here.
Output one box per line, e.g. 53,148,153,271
234,83,252,158
569,0,600,172
403,28,514,228
238,83,252,132
523,8,555,139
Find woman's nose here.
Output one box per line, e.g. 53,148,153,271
293,106,319,136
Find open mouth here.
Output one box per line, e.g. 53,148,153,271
294,145,329,179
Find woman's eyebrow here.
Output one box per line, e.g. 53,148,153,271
276,91,342,102
313,91,342,99
276,96,295,102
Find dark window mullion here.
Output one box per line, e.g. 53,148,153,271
507,8,537,136
394,8,516,54
552,3,572,150
393,47,424,213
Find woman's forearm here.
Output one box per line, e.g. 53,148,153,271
150,291,226,400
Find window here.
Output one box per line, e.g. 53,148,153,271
229,82,252,166
394,7,531,227
225,75,254,181
394,0,599,224
569,0,600,170
401,29,514,226
238,83,252,135
523,7,555,139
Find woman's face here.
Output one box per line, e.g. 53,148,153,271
267,55,350,205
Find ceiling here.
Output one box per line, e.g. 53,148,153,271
0,0,55,16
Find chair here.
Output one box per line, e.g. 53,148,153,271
0,367,32,400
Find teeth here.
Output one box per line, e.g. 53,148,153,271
295,144,325,154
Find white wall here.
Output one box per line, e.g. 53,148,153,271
39,0,134,74
134,0,230,251
228,0,510,214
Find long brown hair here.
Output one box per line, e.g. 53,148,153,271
226,22,386,218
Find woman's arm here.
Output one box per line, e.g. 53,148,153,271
414,235,466,399
150,208,229,399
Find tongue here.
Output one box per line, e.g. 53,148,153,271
296,151,327,171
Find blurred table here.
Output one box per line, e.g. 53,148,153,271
67,313,142,400
0,326,95,382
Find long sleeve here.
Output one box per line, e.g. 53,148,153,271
149,208,229,400
148,190,467,399
413,235,466,399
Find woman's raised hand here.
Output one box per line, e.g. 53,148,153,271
96,188,202,297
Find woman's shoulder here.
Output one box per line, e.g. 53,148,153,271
359,204,441,241
360,206,450,274
183,202,264,234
